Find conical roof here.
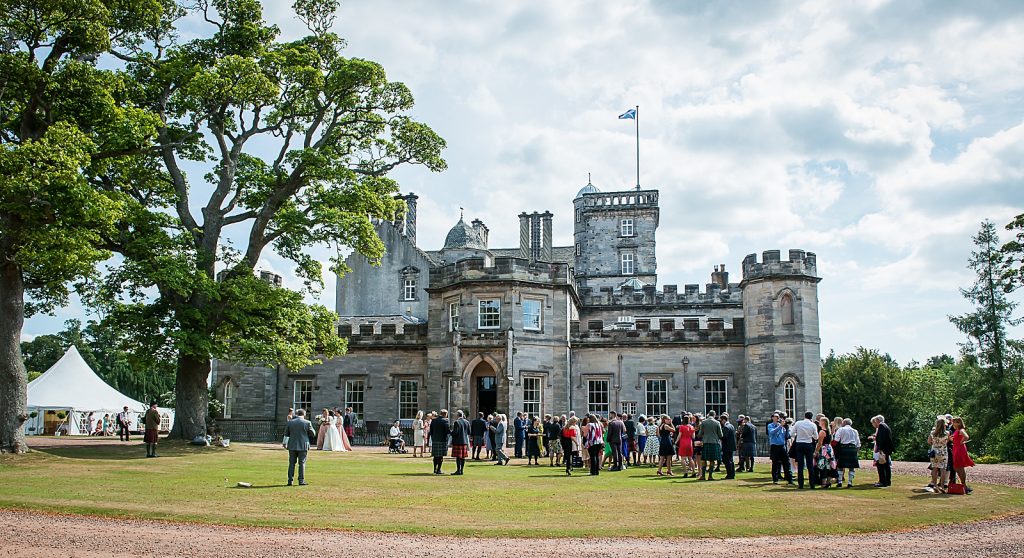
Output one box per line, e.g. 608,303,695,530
443,218,487,250
575,180,600,198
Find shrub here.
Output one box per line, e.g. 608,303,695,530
974,455,1002,464
988,413,1024,463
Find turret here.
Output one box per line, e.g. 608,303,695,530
740,249,822,421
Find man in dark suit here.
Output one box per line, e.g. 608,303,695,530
869,415,894,487
342,407,355,442
450,410,471,475
624,414,637,466
719,412,737,479
430,409,452,475
285,409,317,486
470,412,487,460
513,412,526,458
606,411,625,471
672,412,684,428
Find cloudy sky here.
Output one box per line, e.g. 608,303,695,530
25,0,1024,364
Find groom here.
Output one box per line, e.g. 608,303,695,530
285,409,317,486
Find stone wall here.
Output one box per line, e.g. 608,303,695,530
211,360,278,420
336,222,433,320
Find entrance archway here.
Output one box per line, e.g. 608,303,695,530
470,361,497,417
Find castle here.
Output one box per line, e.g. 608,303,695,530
213,182,822,430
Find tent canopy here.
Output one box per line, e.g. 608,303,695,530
26,346,173,435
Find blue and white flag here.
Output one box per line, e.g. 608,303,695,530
618,108,636,119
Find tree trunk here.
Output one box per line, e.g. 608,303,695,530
0,263,28,454
169,353,210,440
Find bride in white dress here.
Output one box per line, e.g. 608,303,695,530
323,411,347,452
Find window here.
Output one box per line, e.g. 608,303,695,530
478,298,500,329
587,379,609,415
784,380,796,419
448,301,459,332
621,218,634,237
345,379,365,421
575,209,581,223
781,293,794,325
704,379,727,416
223,381,234,419
645,378,668,417
522,298,542,331
523,377,542,416
621,253,635,275
403,277,416,301
575,243,581,256
620,400,638,417
292,379,313,416
398,380,419,420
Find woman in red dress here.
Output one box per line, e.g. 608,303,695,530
950,416,975,493
675,417,696,478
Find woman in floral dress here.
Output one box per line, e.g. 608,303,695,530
643,416,660,462
927,417,950,492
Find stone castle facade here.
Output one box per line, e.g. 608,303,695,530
213,183,822,429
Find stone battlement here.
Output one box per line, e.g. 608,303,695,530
429,256,570,289
577,189,659,210
337,321,428,346
741,249,817,281
579,282,742,307
571,317,744,344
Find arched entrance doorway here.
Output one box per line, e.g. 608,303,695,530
470,361,497,417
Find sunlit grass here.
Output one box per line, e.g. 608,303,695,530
1,442,1021,537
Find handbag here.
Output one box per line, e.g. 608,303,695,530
947,482,966,495
927,449,937,459
282,435,289,448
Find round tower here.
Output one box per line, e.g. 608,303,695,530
739,249,822,422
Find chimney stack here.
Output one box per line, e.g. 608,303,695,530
711,264,729,289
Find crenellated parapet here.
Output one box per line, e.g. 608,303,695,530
571,317,745,344
337,320,429,346
741,249,818,283
579,282,742,307
429,256,571,289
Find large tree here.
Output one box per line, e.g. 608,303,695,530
96,0,446,439
949,220,1021,440
0,0,163,453
822,347,912,450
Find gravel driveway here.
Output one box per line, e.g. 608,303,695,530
0,509,1021,558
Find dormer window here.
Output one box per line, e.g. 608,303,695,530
398,266,420,302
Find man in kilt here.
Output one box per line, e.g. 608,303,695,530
833,417,861,487
698,411,724,480
143,401,161,458
429,409,452,475
450,410,471,475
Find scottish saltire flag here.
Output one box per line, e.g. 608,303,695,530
618,108,636,119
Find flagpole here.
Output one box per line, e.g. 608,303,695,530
634,105,640,190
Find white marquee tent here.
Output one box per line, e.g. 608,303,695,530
24,346,173,435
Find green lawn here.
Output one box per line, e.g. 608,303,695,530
1,442,1021,538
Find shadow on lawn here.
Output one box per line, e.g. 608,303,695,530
34,441,226,461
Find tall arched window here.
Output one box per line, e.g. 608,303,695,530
780,293,794,325
223,381,235,419
784,380,796,419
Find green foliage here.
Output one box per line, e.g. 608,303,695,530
80,0,445,438
897,362,962,461
949,220,1022,448
987,413,1024,463
822,347,911,445
1002,212,1024,292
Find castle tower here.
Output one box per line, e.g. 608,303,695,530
573,180,659,292
739,250,822,421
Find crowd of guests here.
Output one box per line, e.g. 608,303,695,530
398,408,977,492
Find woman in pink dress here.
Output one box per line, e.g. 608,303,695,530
334,407,353,451
950,417,975,493
675,417,696,477
316,409,329,450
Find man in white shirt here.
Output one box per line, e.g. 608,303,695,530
833,418,861,487
793,411,819,489
117,406,133,442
